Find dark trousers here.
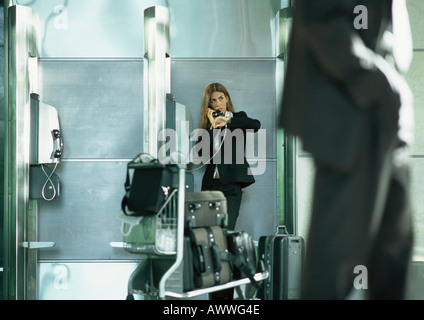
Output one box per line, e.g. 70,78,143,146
302,111,413,299
202,180,243,300
203,180,243,231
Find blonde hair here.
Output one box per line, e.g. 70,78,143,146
199,82,235,130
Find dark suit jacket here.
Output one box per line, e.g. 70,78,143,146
201,111,261,189
280,0,401,171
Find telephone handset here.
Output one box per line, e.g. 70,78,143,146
212,110,224,118
207,108,225,126
188,109,228,173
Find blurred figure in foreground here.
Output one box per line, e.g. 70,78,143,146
280,0,414,299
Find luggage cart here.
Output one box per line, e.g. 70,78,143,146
118,164,269,300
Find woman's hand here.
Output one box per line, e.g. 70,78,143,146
207,108,216,129
211,116,228,129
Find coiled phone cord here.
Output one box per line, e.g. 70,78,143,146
41,162,59,201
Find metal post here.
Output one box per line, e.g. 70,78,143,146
1,0,7,301
4,5,40,300
276,6,297,235
143,6,170,158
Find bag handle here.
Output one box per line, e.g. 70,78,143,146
128,153,155,165
117,210,144,236
205,227,222,272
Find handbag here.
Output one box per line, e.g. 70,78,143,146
121,153,177,216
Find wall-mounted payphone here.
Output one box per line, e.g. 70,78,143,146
30,93,63,201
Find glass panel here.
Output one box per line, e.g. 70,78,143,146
23,0,280,58
39,60,144,159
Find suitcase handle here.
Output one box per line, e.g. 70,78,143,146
276,225,289,235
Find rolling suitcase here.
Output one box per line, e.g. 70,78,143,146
185,226,232,289
257,225,304,300
185,191,228,229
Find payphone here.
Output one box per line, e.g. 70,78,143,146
29,93,63,201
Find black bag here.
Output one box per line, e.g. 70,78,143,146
185,191,228,229
121,153,178,216
186,226,232,289
226,230,259,288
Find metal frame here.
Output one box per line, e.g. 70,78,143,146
276,6,297,235
1,0,7,300
3,5,41,300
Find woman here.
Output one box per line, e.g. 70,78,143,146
198,82,260,300
199,82,261,230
